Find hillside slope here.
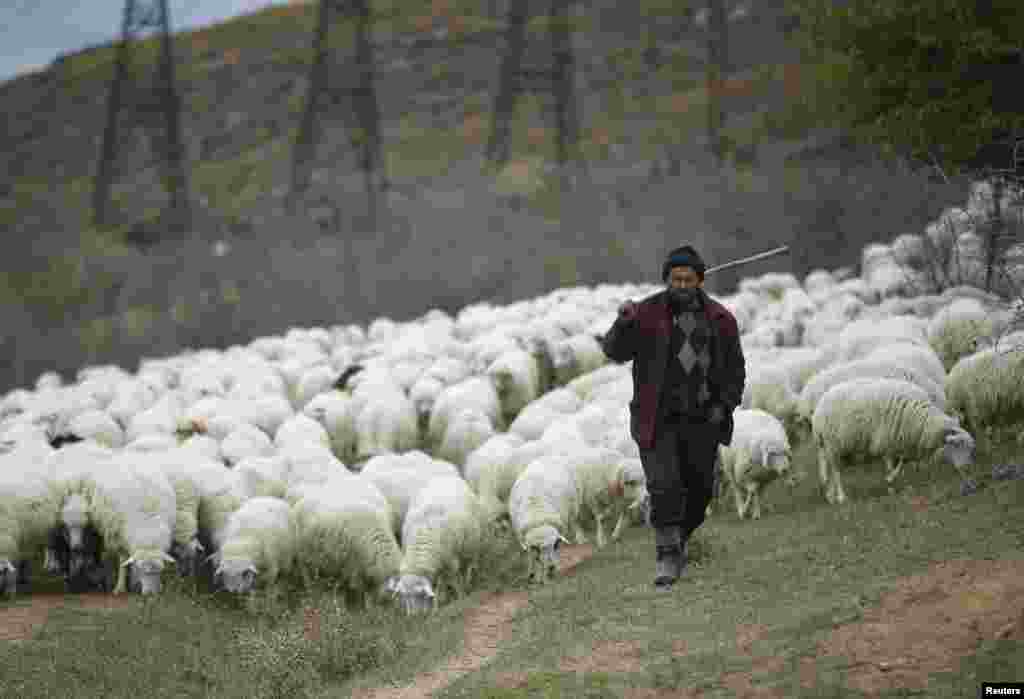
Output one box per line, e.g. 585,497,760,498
0,0,972,392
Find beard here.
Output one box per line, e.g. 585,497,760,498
667,286,702,313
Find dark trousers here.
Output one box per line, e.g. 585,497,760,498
639,414,720,540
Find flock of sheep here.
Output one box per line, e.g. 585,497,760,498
1,183,1022,615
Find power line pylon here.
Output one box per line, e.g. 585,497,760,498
486,0,584,190
287,0,386,233
92,0,191,235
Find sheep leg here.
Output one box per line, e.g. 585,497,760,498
594,513,606,549
732,477,748,518
610,511,626,542
818,450,833,504
572,521,588,545
751,486,762,521
113,557,128,595
884,457,904,484
831,466,847,505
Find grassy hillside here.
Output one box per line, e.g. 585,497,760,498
0,0,976,392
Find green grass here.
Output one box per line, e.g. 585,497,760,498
2,431,1021,698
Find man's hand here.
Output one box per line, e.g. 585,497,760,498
618,300,638,321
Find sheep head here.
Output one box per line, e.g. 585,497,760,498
522,525,568,584
123,552,175,595
213,557,258,594
392,574,436,615
0,560,16,597
940,426,976,475
171,538,206,577
61,494,90,550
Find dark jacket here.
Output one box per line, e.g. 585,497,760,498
600,288,746,450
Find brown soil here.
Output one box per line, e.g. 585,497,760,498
559,639,644,673
811,557,1024,697
351,543,594,699
0,591,135,642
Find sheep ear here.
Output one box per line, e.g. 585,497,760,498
120,556,135,568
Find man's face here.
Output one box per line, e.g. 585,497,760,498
667,266,703,289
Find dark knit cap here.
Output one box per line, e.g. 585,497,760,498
662,245,706,281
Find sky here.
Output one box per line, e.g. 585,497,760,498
0,0,294,84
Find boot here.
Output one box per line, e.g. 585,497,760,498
654,525,683,589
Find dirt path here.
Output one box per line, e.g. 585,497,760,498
497,557,1024,699
350,543,595,699
0,591,135,642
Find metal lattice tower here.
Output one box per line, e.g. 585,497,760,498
287,0,386,232
92,0,191,235
486,0,584,188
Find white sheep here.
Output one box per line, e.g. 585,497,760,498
62,450,179,594
436,408,496,472
927,298,996,371
291,473,401,607
945,343,1024,437
863,342,948,388
565,364,630,402
812,378,976,505
508,387,582,441
274,413,331,451
486,348,542,425
303,391,360,463
472,438,558,525
796,355,947,436
209,496,295,594
391,475,488,614
548,333,607,386
220,423,274,467
557,445,646,548
352,392,420,463
508,454,576,584
0,442,59,596
359,451,460,539
834,316,930,363
741,363,801,440
65,409,126,449
463,432,526,494
718,409,794,520
427,377,502,448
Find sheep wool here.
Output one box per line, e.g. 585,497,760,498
718,409,793,520
79,451,179,594
360,452,459,538
486,348,542,424
353,392,420,462
291,474,400,606
395,475,487,613
464,433,526,494
0,442,58,595
863,343,947,387
927,298,996,371
428,377,502,448
812,378,975,505
796,355,947,433
437,409,495,472
212,496,295,594
508,455,577,583
556,445,645,548
508,387,582,441
740,364,801,439
945,343,1024,436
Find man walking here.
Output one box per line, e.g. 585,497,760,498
600,245,746,590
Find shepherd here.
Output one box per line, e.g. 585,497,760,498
600,245,747,590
